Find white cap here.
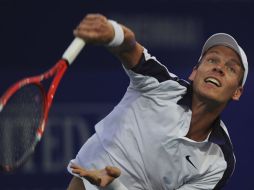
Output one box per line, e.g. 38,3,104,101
200,33,248,86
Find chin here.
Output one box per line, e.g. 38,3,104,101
194,84,229,104
198,90,225,104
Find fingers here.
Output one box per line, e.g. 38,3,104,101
105,166,121,178
73,13,113,45
83,13,108,22
70,163,85,171
70,163,102,186
69,163,122,187
76,13,107,33
70,163,91,177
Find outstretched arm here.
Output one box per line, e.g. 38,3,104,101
70,163,120,187
73,13,144,69
67,163,128,190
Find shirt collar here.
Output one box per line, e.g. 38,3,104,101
208,119,227,145
177,81,193,108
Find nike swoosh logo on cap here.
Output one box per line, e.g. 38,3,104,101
186,155,197,169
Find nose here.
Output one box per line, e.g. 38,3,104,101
212,64,225,76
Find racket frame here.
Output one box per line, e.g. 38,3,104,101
0,37,85,172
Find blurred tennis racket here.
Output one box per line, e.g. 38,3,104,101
0,37,85,172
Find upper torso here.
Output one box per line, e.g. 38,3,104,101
95,49,235,190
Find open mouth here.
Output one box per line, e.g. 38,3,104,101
204,77,221,87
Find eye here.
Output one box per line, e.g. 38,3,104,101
207,58,216,64
227,66,236,74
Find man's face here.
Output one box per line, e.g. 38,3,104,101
189,45,244,104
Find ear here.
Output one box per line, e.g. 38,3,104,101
232,86,243,101
188,67,198,81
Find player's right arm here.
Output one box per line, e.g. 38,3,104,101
73,13,144,69
74,13,176,94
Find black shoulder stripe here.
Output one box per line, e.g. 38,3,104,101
213,146,235,189
131,54,172,83
211,127,236,190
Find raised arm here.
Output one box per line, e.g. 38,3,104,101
73,13,144,69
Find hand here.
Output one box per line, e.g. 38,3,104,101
74,13,115,45
70,163,121,187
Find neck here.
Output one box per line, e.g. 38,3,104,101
186,94,226,142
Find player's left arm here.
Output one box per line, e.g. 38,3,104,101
70,163,128,190
67,176,85,190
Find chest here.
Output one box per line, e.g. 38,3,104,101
143,137,224,189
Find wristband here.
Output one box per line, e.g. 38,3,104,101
104,179,128,190
107,20,124,47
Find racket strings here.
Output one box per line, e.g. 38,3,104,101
0,84,44,170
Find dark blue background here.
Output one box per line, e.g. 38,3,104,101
0,0,253,189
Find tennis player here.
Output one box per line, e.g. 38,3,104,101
67,13,248,190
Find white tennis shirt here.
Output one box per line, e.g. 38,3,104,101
68,48,235,190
